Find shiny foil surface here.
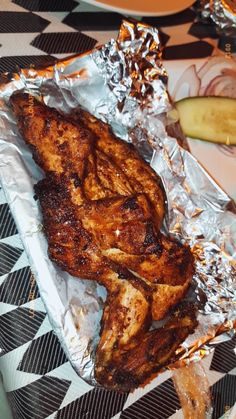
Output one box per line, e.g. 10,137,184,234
200,0,236,35
0,20,235,386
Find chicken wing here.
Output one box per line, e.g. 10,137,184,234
10,92,196,391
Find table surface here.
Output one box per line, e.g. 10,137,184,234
0,1,236,419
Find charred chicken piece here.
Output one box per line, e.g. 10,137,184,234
10,92,196,391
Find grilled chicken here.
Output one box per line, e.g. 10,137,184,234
10,92,197,391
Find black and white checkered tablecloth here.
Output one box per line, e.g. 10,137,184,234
0,1,236,418
0,0,223,74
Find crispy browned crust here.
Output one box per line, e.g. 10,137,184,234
10,92,196,391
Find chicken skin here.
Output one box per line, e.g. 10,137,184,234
10,92,196,391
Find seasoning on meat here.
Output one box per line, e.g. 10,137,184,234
10,92,197,391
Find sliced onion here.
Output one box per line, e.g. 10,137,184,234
198,56,236,79
217,144,236,157
172,65,201,101
197,56,236,95
202,75,236,97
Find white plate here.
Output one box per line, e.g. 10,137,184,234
82,0,194,16
165,55,236,201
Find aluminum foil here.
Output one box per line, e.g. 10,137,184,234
0,20,235,386
212,0,236,33
199,0,236,35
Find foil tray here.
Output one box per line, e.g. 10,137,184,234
0,20,235,387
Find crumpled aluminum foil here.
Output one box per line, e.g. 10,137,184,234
212,0,236,33
0,20,235,386
199,0,236,35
